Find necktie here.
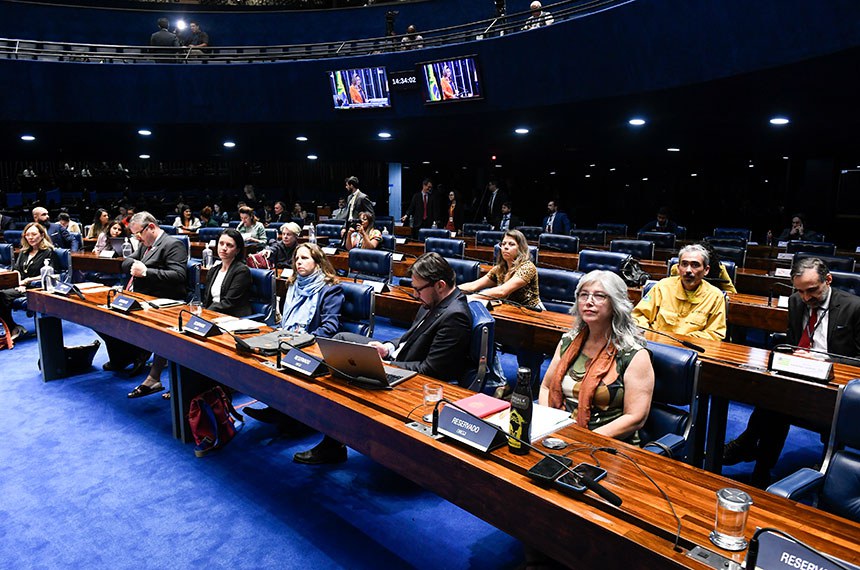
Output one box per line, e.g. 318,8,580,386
546,214,554,233
126,245,150,291
799,308,818,349
502,214,509,230
488,193,495,216
423,193,428,220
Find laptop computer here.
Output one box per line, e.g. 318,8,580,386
316,337,417,389
109,237,137,257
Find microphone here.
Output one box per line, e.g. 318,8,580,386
177,308,190,331
638,325,705,353
772,343,860,366
767,281,794,307
105,286,118,308
430,398,622,507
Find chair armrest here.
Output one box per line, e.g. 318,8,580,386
643,433,686,458
767,467,824,501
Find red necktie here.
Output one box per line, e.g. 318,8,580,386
423,193,428,220
799,308,818,349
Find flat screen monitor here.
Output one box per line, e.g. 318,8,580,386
418,55,483,104
328,67,391,110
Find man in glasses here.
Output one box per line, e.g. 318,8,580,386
292,252,471,465
632,243,727,341
724,257,860,486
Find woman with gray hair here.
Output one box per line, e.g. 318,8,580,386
538,270,654,444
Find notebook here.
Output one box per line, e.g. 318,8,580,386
316,337,417,389
453,393,510,418
241,329,315,356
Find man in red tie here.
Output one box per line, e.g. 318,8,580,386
723,257,860,486
401,178,437,238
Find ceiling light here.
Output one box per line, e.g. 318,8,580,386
514,128,529,135
175,20,187,31
691,173,698,177
295,136,308,142
549,171,556,175
139,154,150,159
748,164,754,168
589,164,596,167
667,147,680,152
769,117,790,125
609,167,616,172
422,161,430,165
138,129,152,136
783,156,789,160
628,118,646,126
223,141,236,148
20,135,35,141
495,164,503,168
641,177,648,181
585,174,591,178
307,154,318,160
378,131,392,139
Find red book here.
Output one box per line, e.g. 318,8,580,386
454,393,510,418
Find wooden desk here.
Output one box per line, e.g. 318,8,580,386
0,269,19,288
25,289,860,569
71,251,124,273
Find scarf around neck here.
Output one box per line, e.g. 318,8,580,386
281,269,326,332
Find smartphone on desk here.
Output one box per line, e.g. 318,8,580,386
554,463,607,494
526,455,573,484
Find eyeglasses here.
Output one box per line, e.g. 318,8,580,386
411,280,437,297
577,291,609,305
131,224,151,238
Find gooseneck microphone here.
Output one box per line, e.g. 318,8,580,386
637,325,705,353
772,343,860,367
767,281,795,307
429,398,622,507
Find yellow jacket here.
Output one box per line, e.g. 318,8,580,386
669,262,737,294
633,276,727,341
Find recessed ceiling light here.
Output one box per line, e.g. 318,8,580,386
549,171,556,175
609,167,616,172
628,118,646,126
691,173,698,177
748,164,755,168
138,129,152,136
139,154,150,159
769,117,790,125
589,164,596,167
584,174,591,178
422,161,430,165
20,135,35,141
495,164,503,168
461,166,468,170
295,136,308,142
307,154,318,160
378,131,392,139
667,147,680,152
223,141,236,148
783,156,789,160
514,128,529,135
641,177,648,181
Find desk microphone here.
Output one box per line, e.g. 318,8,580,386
430,398,622,507
772,343,860,367
638,325,705,353
767,281,794,307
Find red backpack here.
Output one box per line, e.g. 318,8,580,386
187,386,244,457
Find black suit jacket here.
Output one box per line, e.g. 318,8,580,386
405,191,442,229
484,190,508,228
787,287,860,361
121,233,187,299
46,222,72,250
0,214,13,233
202,261,253,317
497,213,522,231
346,190,374,220
391,288,471,381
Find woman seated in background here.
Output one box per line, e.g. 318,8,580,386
93,220,129,255
87,208,111,239
237,205,267,245
459,229,541,309
199,206,220,228
669,241,737,293
130,229,253,399
344,211,382,251
173,204,201,233
212,203,229,225
245,242,344,425
0,223,62,341
259,222,301,269
444,190,463,234
291,202,309,224
539,270,654,445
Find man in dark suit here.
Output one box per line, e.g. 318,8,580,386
402,178,440,237
344,176,374,221
150,17,179,48
32,206,72,250
100,212,187,391
293,252,472,464
497,202,522,231
0,213,13,233
724,257,860,486
541,200,571,235
482,180,507,229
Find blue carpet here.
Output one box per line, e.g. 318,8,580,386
0,312,522,569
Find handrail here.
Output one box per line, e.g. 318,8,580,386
0,0,633,63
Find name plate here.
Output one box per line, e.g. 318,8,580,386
281,268,294,279
768,351,832,382
774,268,792,278
751,530,860,570
777,252,795,261
183,315,220,338
109,294,141,312
776,295,790,309
52,282,73,295
777,241,789,248
437,405,507,452
395,238,407,245
392,253,405,262
321,247,338,256
280,348,327,378
98,249,115,258
365,280,388,293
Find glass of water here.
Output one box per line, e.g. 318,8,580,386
422,383,443,423
709,487,753,551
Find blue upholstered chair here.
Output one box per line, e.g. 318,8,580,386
348,249,392,283
674,225,688,240
197,227,222,245
247,267,276,325
475,230,505,247
164,214,179,226
379,234,396,253
597,223,628,237
339,281,375,337
537,268,584,313
462,223,492,237
786,241,837,256
641,341,701,463
68,231,83,252
159,224,178,235
712,245,746,268
637,231,676,250
767,379,860,523
515,226,544,241
268,222,284,232
4,230,22,245
610,239,655,260
375,217,394,235
713,227,752,241
577,250,630,275
448,258,481,286
462,300,501,394
569,229,606,246
227,220,241,229
425,237,465,259
316,222,345,246
174,235,191,262
417,228,450,242
265,228,278,243
793,253,855,273
642,279,659,297
11,248,73,313
0,243,12,269
493,244,538,264
539,233,579,253
186,261,200,302
830,271,860,297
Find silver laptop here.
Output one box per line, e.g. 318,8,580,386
316,337,417,388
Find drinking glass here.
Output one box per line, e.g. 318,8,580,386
422,383,443,423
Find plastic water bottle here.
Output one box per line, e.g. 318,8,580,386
121,238,133,258
382,226,389,236
432,220,438,229
482,216,488,224
40,260,56,292
308,223,316,244
766,230,773,247
202,242,213,269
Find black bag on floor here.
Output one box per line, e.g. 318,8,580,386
38,340,101,375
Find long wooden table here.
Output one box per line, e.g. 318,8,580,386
26,289,860,569
0,269,19,288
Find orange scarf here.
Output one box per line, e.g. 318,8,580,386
545,328,618,428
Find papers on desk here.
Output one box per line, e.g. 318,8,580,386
392,253,405,262
777,295,789,308
482,403,575,443
75,282,108,290
281,268,294,279
395,238,407,245
148,298,186,309
777,252,795,261
211,317,266,332
774,267,792,278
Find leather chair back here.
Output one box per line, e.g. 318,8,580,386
174,235,191,262
417,228,450,242
713,227,752,240
569,229,606,246
610,239,655,260
577,250,630,275
340,281,375,336
821,379,860,521
674,225,687,240
265,228,278,243
475,230,505,247
248,267,276,325
0,243,11,268
348,249,392,283
637,231,676,249
515,226,544,241
425,237,465,259
706,237,748,249
379,234,396,252
4,230,22,245
462,300,498,393
159,224,178,235
539,233,579,253
448,258,481,286
197,227,222,245
786,241,837,256
186,261,200,302
375,218,395,235
830,271,860,297
712,245,746,268
793,253,856,273
538,268,584,313
268,222,284,232
462,223,492,236
597,223,628,236
68,231,82,252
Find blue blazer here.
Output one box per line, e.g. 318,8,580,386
541,212,571,235
284,283,344,338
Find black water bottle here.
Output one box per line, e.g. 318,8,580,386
507,367,533,455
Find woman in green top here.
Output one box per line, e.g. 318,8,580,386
237,205,266,244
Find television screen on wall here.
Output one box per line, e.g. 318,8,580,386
417,55,483,105
328,67,391,109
